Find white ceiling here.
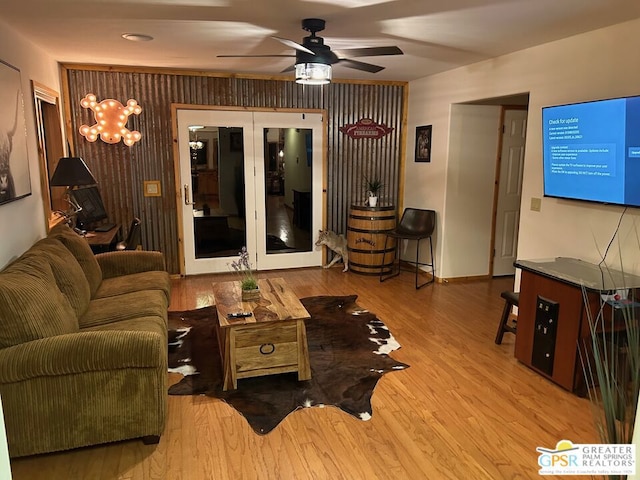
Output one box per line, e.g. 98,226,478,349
1,0,640,82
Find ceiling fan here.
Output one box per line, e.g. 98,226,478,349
218,18,403,84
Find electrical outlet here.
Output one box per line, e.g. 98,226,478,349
530,197,542,212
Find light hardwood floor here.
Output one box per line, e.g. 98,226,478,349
10,268,597,479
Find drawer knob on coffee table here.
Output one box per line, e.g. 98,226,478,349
260,343,275,355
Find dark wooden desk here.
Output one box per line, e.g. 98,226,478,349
85,225,120,253
514,257,640,394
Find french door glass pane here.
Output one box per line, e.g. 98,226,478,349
263,127,312,254
192,126,247,258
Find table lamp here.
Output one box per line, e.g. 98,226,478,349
50,157,97,219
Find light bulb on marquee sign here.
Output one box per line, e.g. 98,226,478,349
78,94,142,147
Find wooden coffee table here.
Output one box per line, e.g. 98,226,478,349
212,277,312,391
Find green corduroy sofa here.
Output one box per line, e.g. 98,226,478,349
0,223,171,458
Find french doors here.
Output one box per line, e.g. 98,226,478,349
177,108,324,275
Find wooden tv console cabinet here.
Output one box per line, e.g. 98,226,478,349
514,257,640,395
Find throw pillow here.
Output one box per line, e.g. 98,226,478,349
49,224,102,297
0,255,78,349
27,237,91,317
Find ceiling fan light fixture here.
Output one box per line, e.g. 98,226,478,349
295,62,331,85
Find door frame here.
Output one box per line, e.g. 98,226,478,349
31,81,66,231
171,104,327,276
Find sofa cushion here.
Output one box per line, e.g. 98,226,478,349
26,237,91,318
49,224,102,297
79,290,168,329
0,255,78,348
93,271,171,302
81,315,167,343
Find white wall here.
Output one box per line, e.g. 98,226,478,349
0,21,59,476
283,128,311,208
407,17,640,280
218,128,243,215
0,20,60,269
0,395,10,480
441,104,500,278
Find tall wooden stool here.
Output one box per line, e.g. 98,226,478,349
495,291,519,344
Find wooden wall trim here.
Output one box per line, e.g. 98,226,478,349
60,65,75,156
170,104,325,115
397,81,409,216
59,63,408,88
32,80,66,231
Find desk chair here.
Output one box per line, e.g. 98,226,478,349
116,217,142,251
380,208,436,289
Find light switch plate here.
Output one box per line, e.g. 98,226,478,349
144,180,161,197
530,197,542,212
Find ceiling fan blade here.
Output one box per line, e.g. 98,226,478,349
217,54,295,58
272,36,315,55
281,64,296,73
336,58,385,73
334,46,403,58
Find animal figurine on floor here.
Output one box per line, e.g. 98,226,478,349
315,230,349,272
0,90,20,204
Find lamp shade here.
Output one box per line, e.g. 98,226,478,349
50,157,97,187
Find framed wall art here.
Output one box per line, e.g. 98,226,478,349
0,59,31,205
415,125,432,163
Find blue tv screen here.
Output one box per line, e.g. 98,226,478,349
542,95,640,207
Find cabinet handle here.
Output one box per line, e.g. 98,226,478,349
259,343,275,355
184,184,194,206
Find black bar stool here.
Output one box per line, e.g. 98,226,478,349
380,208,436,289
495,291,519,344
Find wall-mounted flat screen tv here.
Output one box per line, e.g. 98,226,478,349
542,95,640,207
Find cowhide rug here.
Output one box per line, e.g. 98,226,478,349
168,295,409,434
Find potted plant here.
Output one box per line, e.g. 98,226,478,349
364,175,384,207
580,278,639,480
230,247,259,301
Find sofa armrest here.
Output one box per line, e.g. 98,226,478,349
95,251,166,279
0,330,165,383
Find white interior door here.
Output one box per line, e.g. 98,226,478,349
493,108,527,276
177,109,323,275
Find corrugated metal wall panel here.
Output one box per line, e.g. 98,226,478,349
64,68,405,274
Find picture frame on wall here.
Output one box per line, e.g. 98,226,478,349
415,125,432,163
0,59,31,205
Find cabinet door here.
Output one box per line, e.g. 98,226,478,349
515,270,584,391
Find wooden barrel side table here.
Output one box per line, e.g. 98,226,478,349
347,204,396,275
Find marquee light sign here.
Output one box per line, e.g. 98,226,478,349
79,94,142,147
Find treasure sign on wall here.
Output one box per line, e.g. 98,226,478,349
338,118,393,139
78,94,142,146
